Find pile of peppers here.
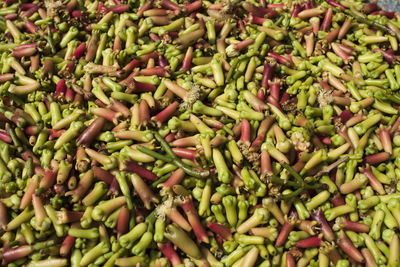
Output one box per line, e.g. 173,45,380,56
2,0,400,266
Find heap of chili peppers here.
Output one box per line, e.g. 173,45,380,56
2,0,400,266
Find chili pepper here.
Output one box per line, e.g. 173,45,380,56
164,224,202,259
2,0,400,265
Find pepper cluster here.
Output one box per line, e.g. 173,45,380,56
1,0,400,266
